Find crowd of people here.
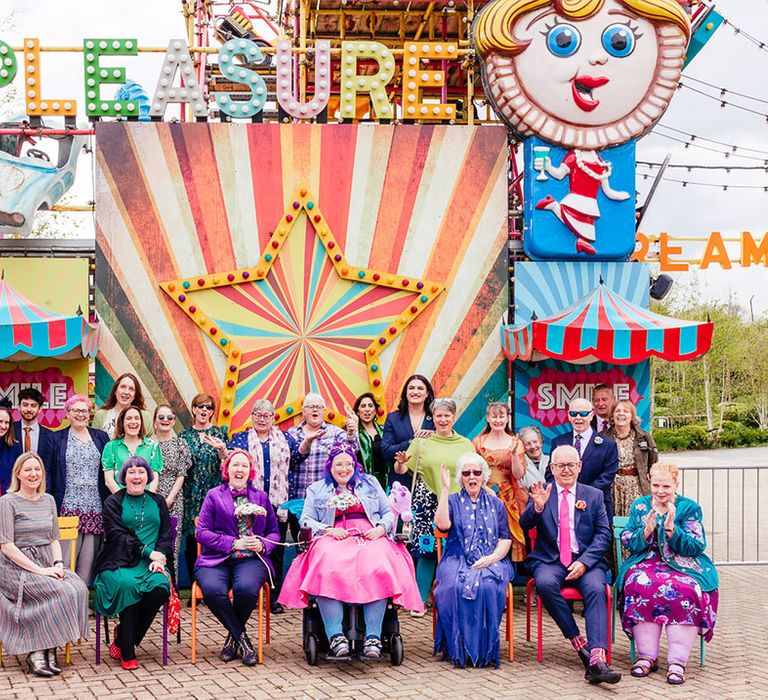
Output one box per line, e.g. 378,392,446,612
0,379,717,686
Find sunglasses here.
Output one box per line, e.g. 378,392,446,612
569,410,591,417
461,469,483,477
195,404,214,411
157,414,175,421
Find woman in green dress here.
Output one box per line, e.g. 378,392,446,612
92,456,173,671
354,392,388,488
180,393,229,586
102,407,163,494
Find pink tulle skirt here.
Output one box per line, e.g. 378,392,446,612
279,516,424,612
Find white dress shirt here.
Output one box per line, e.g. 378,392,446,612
21,420,40,452
555,483,578,554
573,427,593,456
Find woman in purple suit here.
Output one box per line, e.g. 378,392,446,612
194,449,280,666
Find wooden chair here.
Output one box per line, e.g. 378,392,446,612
611,516,705,667
189,517,271,664
432,528,515,662
0,515,80,667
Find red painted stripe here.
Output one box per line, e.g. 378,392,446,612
47,318,67,349
319,124,358,248
246,124,285,251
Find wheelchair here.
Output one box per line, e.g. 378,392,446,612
302,597,404,666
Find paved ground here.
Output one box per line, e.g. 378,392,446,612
1,565,766,700
660,446,768,467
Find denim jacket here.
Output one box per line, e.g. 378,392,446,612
300,474,395,536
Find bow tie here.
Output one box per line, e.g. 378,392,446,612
230,488,248,498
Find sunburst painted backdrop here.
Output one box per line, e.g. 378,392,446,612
95,123,508,435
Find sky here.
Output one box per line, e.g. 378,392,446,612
3,0,767,316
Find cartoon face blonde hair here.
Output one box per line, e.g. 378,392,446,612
474,0,691,149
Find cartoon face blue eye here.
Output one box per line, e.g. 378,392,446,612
602,23,638,57
544,23,581,57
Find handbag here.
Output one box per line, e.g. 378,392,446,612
161,569,181,635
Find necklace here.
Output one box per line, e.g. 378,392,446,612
129,493,147,530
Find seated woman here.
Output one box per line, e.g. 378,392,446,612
617,463,718,686
92,456,173,671
280,447,423,659
433,452,513,668
195,449,280,666
0,452,89,677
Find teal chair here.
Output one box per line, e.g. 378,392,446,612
612,515,705,666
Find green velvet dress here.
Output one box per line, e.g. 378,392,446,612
92,494,170,616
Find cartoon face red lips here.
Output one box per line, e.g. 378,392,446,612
571,75,610,112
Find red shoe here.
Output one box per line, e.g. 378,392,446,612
109,624,121,660
120,659,139,671
575,238,597,255
535,195,556,210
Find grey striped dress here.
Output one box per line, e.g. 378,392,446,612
0,493,89,655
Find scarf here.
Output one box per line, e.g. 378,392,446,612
453,489,504,600
248,426,290,521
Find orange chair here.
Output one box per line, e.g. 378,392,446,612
433,529,515,662
190,518,271,664
524,528,612,664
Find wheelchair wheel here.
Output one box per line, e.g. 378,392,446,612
389,634,404,666
305,633,318,665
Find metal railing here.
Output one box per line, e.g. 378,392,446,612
679,465,766,566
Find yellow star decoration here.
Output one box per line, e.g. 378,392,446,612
160,185,445,430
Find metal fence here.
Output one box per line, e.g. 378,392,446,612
679,466,766,566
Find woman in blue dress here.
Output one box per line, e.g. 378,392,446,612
433,452,513,668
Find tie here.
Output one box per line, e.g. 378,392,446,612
559,489,572,567
574,433,582,456
601,419,609,433
24,426,31,452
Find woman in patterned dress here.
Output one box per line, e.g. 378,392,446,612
50,394,111,585
617,463,718,686
606,400,658,518
153,404,191,581
472,401,528,563
180,393,229,586
0,452,89,676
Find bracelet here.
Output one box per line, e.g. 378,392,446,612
53,559,63,566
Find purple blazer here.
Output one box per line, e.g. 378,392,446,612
195,483,280,570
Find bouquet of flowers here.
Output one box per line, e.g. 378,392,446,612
325,492,360,512
234,502,267,518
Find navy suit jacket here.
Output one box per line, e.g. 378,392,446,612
49,426,111,513
381,410,435,488
546,431,618,520
520,482,610,573
14,421,55,472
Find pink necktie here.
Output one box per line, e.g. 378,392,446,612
559,489,572,567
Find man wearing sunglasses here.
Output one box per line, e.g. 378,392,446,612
521,445,619,685
547,398,619,522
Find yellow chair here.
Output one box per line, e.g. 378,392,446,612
0,515,80,667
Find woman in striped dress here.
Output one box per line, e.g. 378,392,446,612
0,452,89,676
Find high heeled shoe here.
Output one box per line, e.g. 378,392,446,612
45,648,62,675
25,651,54,677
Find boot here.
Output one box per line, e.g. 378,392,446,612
45,648,62,675
25,651,54,677
238,632,258,666
219,633,238,662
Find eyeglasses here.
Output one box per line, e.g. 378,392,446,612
157,414,175,421
461,469,483,477
303,404,325,411
553,462,579,470
68,408,89,415
568,410,591,417
251,412,274,420
195,404,214,411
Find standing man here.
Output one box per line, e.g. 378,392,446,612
548,398,619,521
286,393,359,539
591,384,615,434
14,388,55,478
521,445,620,685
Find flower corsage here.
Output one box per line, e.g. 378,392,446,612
575,500,587,511
234,502,267,518
594,436,604,445
325,492,361,511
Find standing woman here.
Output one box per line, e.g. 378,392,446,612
50,395,111,585
153,404,191,581
93,373,153,439
354,392,388,488
472,402,528,563
0,452,89,676
394,398,473,611
180,393,229,587
381,374,436,489
606,400,658,518
102,407,162,495
0,405,22,494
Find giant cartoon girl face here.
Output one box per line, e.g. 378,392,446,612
475,0,690,149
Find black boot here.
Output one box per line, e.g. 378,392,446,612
45,648,62,675
25,651,54,677
577,648,591,670
585,659,622,685
219,634,238,663
238,632,258,666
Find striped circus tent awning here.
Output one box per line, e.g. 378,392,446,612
0,277,101,361
501,280,713,365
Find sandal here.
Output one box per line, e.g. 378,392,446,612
667,661,686,685
630,656,658,677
